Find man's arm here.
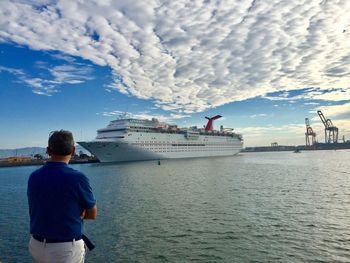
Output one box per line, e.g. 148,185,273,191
80,205,97,220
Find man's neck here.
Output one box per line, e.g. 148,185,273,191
50,155,71,164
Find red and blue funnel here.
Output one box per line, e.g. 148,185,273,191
204,115,222,131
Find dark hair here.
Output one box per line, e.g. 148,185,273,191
48,130,75,156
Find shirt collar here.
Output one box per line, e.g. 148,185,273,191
46,161,69,166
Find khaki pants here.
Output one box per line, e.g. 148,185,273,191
29,236,85,263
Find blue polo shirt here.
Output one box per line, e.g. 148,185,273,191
27,161,96,240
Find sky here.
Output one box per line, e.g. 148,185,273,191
0,0,350,149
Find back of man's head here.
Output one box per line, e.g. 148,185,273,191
48,130,75,156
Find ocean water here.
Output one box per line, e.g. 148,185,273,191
1,150,350,262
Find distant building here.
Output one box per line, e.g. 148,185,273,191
0,157,32,162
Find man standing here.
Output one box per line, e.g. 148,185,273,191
27,130,97,263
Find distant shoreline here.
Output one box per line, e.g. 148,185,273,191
243,142,350,152
2,144,350,168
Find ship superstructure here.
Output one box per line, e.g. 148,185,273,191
78,115,243,162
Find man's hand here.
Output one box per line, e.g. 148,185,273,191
80,205,97,220
80,210,86,220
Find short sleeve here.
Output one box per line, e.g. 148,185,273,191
78,174,96,209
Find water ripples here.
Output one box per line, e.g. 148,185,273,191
1,151,350,262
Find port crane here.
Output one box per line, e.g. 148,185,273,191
305,118,316,146
317,110,338,143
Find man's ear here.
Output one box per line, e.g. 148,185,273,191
71,146,76,156
46,147,52,156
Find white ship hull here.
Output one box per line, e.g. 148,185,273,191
78,131,243,162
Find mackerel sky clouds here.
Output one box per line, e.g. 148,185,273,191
0,0,350,148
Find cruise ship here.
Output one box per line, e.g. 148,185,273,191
78,115,243,162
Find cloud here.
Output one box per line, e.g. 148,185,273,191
0,65,55,95
0,58,93,95
263,87,350,102
315,102,350,120
48,64,94,84
238,123,306,146
1,1,350,112
249,113,267,118
97,110,190,123
239,101,350,145
304,102,319,106
0,65,25,76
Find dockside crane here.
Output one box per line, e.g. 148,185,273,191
305,118,316,146
317,110,338,143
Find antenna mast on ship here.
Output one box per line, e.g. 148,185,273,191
118,112,130,119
